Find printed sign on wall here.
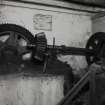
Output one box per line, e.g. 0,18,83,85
33,14,52,31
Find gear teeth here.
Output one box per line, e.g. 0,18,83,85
33,32,47,61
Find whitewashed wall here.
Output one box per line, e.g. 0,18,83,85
0,74,64,105
92,15,105,33
0,0,94,71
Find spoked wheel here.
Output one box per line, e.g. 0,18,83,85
0,24,35,65
86,32,105,65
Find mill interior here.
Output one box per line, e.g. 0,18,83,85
0,0,105,105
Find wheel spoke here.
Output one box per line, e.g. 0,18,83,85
14,32,18,43
5,32,18,45
0,40,5,49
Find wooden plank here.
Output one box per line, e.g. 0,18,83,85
89,66,97,105
88,63,102,105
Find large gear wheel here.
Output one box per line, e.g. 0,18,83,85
0,24,35,64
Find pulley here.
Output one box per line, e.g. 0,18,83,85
86,32,105,65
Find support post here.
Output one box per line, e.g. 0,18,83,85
88,63,101,105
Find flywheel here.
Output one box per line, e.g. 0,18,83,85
86,32,105,65
0,24,35,65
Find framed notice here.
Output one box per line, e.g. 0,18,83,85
33,14,52,31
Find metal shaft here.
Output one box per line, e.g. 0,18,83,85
47,45,94,56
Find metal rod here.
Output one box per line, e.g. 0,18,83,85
57,70,91,105
27,43,95,56
47,45,94,56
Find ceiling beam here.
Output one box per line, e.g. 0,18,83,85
63,0,105,8
3,0,105,13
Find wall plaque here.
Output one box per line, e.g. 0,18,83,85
33,14,52,31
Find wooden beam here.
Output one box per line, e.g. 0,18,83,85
57,70,91,105
92,11,105,20
2,0,105,13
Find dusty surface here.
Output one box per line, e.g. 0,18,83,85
0,58,71,105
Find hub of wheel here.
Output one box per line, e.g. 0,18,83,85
1,45,20,64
